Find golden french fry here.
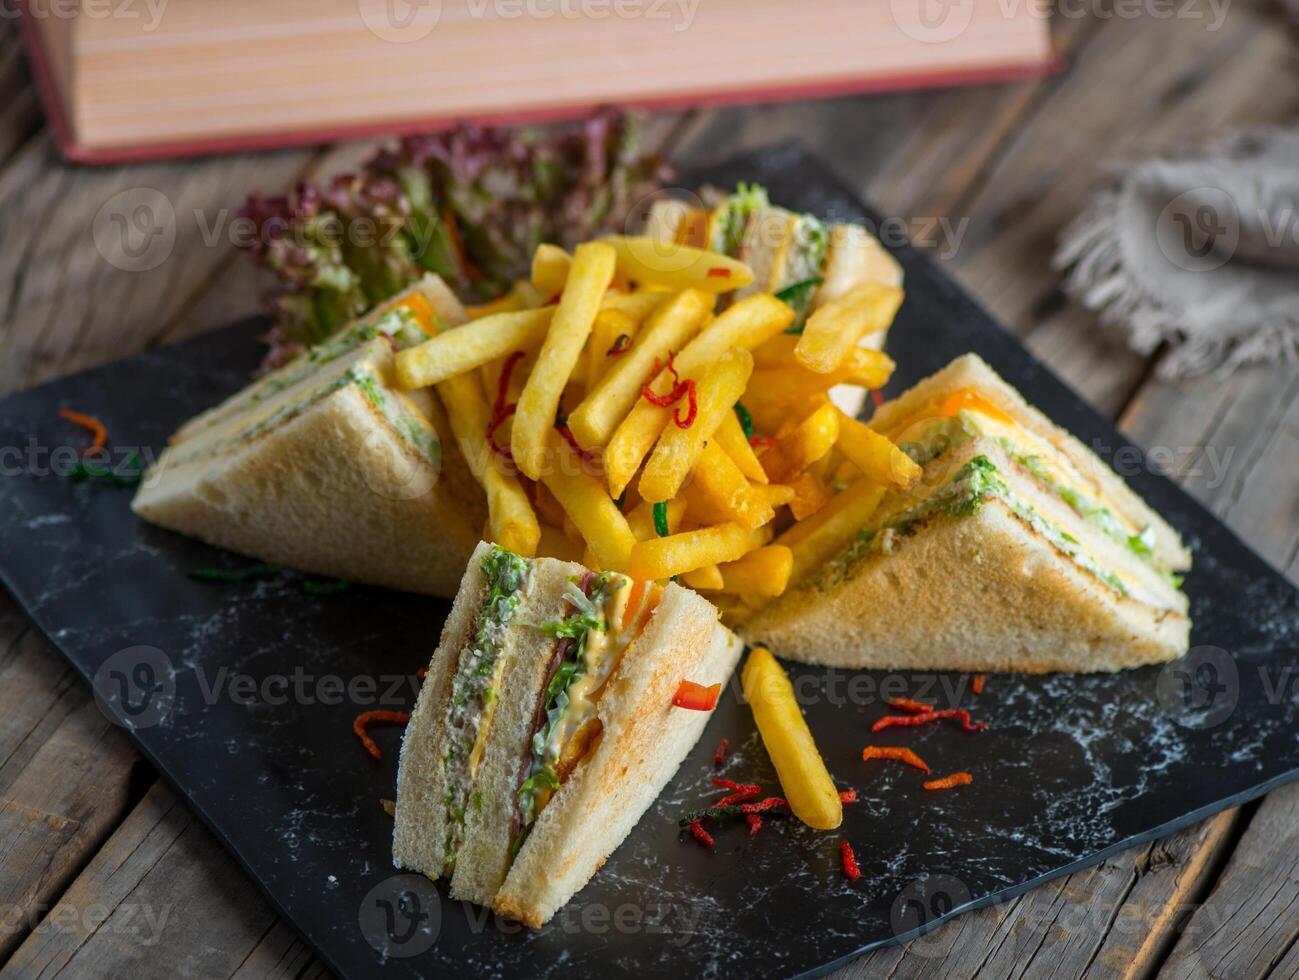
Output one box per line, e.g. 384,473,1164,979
680,481,732,527
718,545,793,598
626,497,685,542
795,283,904,374
599,291,670,322
512,241,617,479
835,411,922,490
752,483,797,509
751,333,801,369
777,478,888,588
742,646,842,830
761,402,842,484
713,411,768,485
747,349,896,405
603,236,753,293
681,564,724,591
786,470,832,521
537,524,584,563
568,289,712,449
531,243,572,296
484,465,540,557
395,308,554,389
689,442,774,531
584,308,638,392
638,349,754,503
709,594,755,628
539,441,637,571
604,294,795,497
628,523,768,581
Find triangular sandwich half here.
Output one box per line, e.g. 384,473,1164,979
742,354,1192,673
393,542,742,926
132,278,485,597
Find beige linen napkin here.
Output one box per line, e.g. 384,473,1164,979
1055,127,1299,379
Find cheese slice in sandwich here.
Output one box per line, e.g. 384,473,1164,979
644,185,902,416
393,542,743,927
742,354,1193,674
131,277,485,598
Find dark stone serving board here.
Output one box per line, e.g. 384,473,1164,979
1,146,1297,979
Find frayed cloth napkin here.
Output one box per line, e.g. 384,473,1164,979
1055,127,1299,379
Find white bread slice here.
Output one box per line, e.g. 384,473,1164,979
132,357,484,597
643,199,691,244
493,585,743,927
734,206,797,302
393,541,500,877
448,556,585,907
870,353,1190,573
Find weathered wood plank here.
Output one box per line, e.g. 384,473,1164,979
0,594,139,960
1157,783,1299,979
5,780,281,980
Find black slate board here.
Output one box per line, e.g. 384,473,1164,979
1,145,1297,979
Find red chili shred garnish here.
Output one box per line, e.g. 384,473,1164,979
353,710,411,761
640,351,698,428
712,778,761,807
924,772,974,791
707,267,732,279
841,841,862,881
887,697,935,714
59,408,108,455
870,389,885,409
486,350,527,462
839,789,858,804
871,709,986,733
972,674,987,695
607,333,632,356
748,435,776,448
689,819,715,849
739,797,787,814
745,813,763,837
713,738,730,767
555,422,594,462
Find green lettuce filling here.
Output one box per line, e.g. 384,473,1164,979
714,182,769,256
810,455,1131,599
441,546,531,872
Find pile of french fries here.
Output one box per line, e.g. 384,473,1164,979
393,236,921,624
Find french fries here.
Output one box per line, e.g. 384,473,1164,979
776,477,888,588
835,411,923,490
681,564,724,591
627,523,769,581
605,294,795,497
689,442,773,530
760,402,841,484
567,289,713,449
484,465,541,557
512,241,617,479
531,243,572,296
395,307,554,389
796,283,904,374
603,236,754,294
747,349,895,403
638,349,754,503
626,497,685,541
742,646,842,830
713,411,768,484
539,440,637,571
718,545,793,598
584,308,638,392
785,471,832,521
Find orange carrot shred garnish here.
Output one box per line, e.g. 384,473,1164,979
972,674,986,695
621,579,647,631
887,697,935,714
862,745,932,773
839,789,858,804
59,409,108,455
923,772,973,791
353,710,410,761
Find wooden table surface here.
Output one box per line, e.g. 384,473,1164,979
2,4,1298,977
